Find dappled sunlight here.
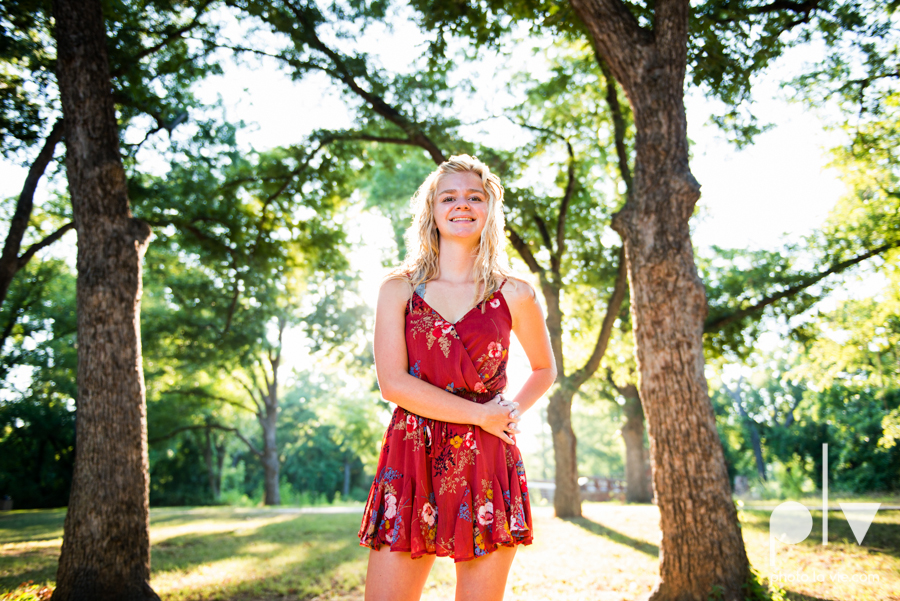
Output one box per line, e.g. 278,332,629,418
147,510,368,600
3,505,900,599
0,539,61,556
738,508,900,601
150,513,298,545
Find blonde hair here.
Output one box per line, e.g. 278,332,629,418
386,154,515,311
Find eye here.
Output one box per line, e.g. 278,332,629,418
469,196,483,202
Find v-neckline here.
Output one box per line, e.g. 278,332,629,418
417,281,505,326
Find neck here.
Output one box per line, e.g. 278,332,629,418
436,236,479,284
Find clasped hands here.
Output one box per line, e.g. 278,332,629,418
479,394,522,445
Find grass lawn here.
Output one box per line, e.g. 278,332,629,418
1,500,898,600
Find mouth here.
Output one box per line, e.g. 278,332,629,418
449,217,475,222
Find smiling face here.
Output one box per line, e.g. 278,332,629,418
432,171,489,243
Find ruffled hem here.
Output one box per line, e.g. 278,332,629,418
358,534,534,563
358,410,534,563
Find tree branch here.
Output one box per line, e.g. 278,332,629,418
0,119,64,309
704,240,900,333
532,213,554,257
506,225,544,275
596,56,632,196
110,0,217,78
150,422,263,457
160,388,257,415
706,0,823,23
571,247,628,388
17,222,75,269
555,138,576,271
235,375,265,416
783,394,802,428
282,0,447,164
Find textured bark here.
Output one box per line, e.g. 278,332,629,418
569,0,751,599
618,384,652,503
546,385,580,517
51,0,156,599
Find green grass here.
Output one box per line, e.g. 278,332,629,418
736,493,900,508
1,507,370,600
1,500,899,600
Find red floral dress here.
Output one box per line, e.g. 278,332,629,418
358,278,533,562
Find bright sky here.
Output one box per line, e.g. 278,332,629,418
0,11,854,452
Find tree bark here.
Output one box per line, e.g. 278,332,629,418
203,428,222,500
546,385,580,517
570,0,751,598
260,398,281,505
343,460,351,498
257,317,286,505
618,384,652,503
51,0,156,599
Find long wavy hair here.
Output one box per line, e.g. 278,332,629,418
386,154,516,312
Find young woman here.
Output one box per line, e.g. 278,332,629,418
359,155,557,601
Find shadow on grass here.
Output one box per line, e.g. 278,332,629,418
1,509,369,600
740,509,900,559
0,509,66,545
562,516,659,557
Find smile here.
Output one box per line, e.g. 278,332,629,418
449,217,475,222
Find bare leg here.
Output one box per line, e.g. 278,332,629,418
364,546,437,601
454,545,517,601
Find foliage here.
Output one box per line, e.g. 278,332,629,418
711,327,900,497
0,259,75,509
0,0,223,160
0,582,53,601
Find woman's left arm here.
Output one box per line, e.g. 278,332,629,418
504,279,557,414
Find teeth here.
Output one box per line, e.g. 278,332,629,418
450,217,474,222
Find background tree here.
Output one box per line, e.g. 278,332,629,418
0,0,221,311
0,259,76,509
133,123,362,505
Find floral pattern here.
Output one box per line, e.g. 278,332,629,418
358,278,533,562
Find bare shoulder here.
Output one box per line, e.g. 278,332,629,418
378,275,413,309
501,275,538,308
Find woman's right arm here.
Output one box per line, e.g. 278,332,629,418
373,278,519,445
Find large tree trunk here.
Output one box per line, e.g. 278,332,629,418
51,0,156,599
620,387,652,503
570,0,751,599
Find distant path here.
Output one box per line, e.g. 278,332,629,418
742,505,900,510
